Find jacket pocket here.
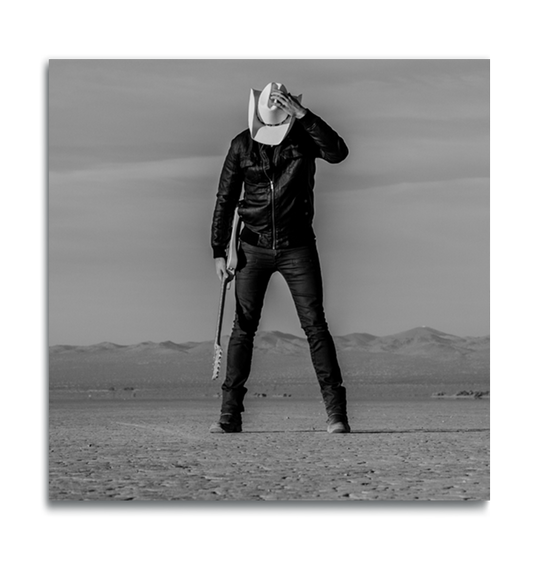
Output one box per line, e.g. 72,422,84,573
241,161,269,186
280,145,304,161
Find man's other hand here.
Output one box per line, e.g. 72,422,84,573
214,257,229,281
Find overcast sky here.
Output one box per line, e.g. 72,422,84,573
48,59,489,345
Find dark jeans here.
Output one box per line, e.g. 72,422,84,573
221,241,347,419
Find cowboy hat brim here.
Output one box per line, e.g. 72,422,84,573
248,88,302,145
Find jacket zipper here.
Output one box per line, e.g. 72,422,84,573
270,179,275,249
260,144,276,249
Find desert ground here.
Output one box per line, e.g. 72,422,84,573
49,396,489,501
49,328,489,501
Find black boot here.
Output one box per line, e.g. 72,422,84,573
326,414,351,434
321,385,351,433
209,387,247,433
209,413,242,433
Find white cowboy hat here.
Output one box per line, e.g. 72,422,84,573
248,82,303,145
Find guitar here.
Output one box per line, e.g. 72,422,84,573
212,211,241,380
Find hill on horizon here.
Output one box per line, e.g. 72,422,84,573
49,327,489,400
50,326,489,356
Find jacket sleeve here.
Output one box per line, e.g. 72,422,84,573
297,109,349,164
211,137,243,259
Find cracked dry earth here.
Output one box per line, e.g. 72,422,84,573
49,398,489,501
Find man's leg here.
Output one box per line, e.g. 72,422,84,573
211,244,274,433
278,244,350,433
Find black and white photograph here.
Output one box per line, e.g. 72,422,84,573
48,59,489,501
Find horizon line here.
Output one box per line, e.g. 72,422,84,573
48,325,490,348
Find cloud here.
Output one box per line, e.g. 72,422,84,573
49,154,222,181
48,155,223,278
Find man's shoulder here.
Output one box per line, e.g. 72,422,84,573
230,129,251,147
223,129,251,159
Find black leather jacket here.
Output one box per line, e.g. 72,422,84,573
211,109,349,258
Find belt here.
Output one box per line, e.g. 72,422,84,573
240,225,315,249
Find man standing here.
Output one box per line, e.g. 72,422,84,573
210,82,350,434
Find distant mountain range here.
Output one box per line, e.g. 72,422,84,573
50,326,489,358
49,327,489,399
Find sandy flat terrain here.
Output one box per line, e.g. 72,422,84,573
48,397,489,501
